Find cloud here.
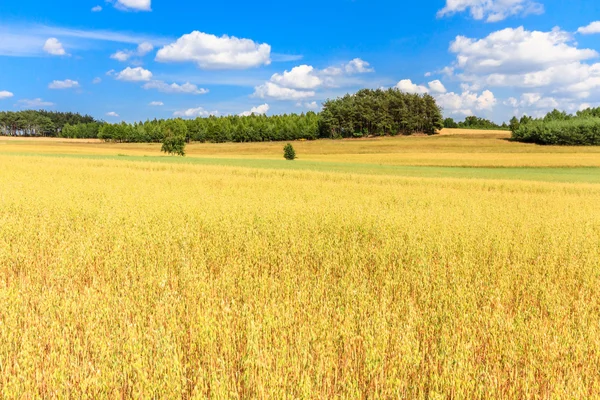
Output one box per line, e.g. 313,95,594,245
450,27,597,75
112,0,151,11
253,82,315,100
271,65,323,89
0,23,168,57
156,31,271,69
504,93,559,109
43,38,67,56
344,58,374,74
0,91,14,99
297,101,320,110
48,79,80,89
93,77,102,84
173,107,218,118
18,98,55,108
149,101,164,106
428,80,447,94
437,0,544,22
239,103,270,116
436,90,497,116
110,42,154,62
578,21,600,35
91,5,102,12
143,80,209,94
395,79,429,94
253,59,374,100
106,111,120,117
447,26,600,106
116,67,153,82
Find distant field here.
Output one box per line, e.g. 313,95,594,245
1,131,600,398
3,129,600,168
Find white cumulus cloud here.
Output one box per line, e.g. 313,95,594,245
437,0,544,22
253,82,315,100
173,107,218,118
113,0,151,11
578,21,600,35
111,42,154,62
48,79,80,89
143,80,208,94
149,101,164,106
446,26,600,111
344,58,374,74
436,90,497,116
43,38,67,56
116,67,153,82
0,91,14,99
106,111,120,117
504,93,559,109
395,79,429,94
428,80,447,93
156,31,271,69
239,103,270,116
91,5,102,12
270,65,323,89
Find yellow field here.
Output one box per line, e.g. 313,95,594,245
3,129,600,167
1,133,600,398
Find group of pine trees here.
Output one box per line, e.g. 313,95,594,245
0,111,96,137
319,88,444,136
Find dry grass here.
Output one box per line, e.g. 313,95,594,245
1,153,600,398
3,130,600,167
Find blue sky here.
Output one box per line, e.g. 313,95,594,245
1,0,599,123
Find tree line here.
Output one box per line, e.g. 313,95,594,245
0,89,453,142
443,116,509,130
0,110,96,137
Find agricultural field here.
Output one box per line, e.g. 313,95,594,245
1,130,600,398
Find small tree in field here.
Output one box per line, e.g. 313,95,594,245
283,143,296,160
161,119,187,156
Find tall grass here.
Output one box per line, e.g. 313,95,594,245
1,155,600,398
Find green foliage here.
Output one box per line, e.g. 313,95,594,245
161,119,188,156
319,89,444,137
544,109,571,122
283,143,296,160
61,122,102,139
443,118,458,128
456,116,508,130
509,117,520,133
0,110,95,137
512,118,600,145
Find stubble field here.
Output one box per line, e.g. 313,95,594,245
1,130,600,398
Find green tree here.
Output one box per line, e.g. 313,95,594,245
161,119,188,156
283,143,296,160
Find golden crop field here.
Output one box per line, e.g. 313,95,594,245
1,132,600,398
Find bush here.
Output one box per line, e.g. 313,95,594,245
511,118,600,145
283,143,296,160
